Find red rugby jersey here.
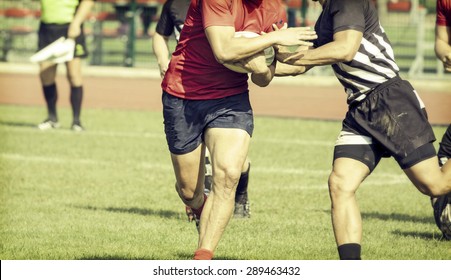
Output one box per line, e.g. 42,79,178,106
437,0,451,26
162,0,286,100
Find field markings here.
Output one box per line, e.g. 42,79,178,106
1,152,411,188
1,125,333,147
1,125,410,188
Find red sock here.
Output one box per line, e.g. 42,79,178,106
193,248,214,260
192,193,207,217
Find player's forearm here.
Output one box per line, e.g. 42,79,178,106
206,26,316,64
275,63,311,76
282,29,361,66
251,66,275,87
225,30,315,63
152,33,170,66
284,41,352,66
218,34,280,64
435,38,451,62
72,0,95,26
435,25,451,62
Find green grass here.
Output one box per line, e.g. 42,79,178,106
0,104,450,260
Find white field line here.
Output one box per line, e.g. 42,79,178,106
1,126,333,146
1,153,410,188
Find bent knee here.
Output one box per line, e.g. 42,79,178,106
176,182,197,201
420,182,449,197
328,172,359,198
213,166,242,196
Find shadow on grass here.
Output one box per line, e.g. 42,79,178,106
391,230,445,241
321,210,434,224
321,210,441,240
74,205,180,219
0,121,37,128
361,212,433,224
176,252,242,260
78,255,155,260
78,251,240,260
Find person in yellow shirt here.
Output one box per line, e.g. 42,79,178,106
37,0,95,131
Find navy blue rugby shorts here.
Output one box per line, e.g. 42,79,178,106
162,91,254,155
334,76,436,170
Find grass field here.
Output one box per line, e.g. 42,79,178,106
0,104,450,260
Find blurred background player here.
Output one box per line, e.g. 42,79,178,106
432,0,451,240
114,2,157,37
161,0,316,260
283,0,299,28
278,0,451,258
37,0,94,131
152,0,252,219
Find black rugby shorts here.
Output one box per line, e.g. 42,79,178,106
334,76,436,170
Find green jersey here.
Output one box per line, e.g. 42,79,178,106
40,0,80,24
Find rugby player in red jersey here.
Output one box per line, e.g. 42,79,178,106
161,0,317,260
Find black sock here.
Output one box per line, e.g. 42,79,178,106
338,243,361,260
43,84,58,122
235,163,250,204
70,86,83,125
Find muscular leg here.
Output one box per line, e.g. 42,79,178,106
171,144,206,211
328,157,370,259
403,143,451,239
198,127,250,254
404,157,451,197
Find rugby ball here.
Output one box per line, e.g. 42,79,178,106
223,31,275,73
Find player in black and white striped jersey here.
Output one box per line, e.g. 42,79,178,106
277,0,451,259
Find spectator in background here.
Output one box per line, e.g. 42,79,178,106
115,3,158,37
432,0,451,241
283,0,310,27
37,0,95,131
283,0,299,27
152,0,253,221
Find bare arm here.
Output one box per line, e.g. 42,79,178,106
204,25,316,85
274,63,312,76
280,29,362,66
250,56,277,87
435,25,451,72
273,45,312,76
204,25,317,65
68,0,95,38
152,32,170,78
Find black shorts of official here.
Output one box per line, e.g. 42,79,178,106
334,76,437,171
38,22,88,58
162,91,254,155
438,124,451,166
